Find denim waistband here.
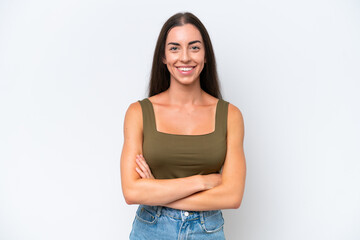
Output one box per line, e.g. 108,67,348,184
139,204,222,223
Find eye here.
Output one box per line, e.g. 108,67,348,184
169,46,179,51
191,46,200,50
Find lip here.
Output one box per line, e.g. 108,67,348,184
176,66,196,75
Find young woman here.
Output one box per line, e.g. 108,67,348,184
120,12,246,239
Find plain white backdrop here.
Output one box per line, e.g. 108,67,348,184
1,0,359,239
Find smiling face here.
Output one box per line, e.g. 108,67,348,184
163,24,206,86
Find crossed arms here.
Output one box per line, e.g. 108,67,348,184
120,101,246,211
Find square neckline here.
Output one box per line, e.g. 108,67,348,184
145,98,220,137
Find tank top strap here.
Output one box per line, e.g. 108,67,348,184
139,97,229,136
215,98,229,136
138,98,156,135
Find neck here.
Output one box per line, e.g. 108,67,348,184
166,78,204,105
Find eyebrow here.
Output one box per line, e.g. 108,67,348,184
167,40,202,46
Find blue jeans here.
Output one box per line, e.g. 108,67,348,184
129,204,226,239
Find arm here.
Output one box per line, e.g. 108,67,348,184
120,101,221,206
163,103,247,211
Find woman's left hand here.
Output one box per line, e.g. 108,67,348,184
135,154,155,179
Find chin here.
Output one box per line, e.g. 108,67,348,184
171,75,200,85
176,79,198,86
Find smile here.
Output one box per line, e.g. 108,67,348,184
176,66,195,74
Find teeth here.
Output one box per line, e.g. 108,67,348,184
178,67,193,71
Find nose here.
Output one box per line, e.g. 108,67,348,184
180,49,190,62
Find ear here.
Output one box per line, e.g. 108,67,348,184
162,57,167,64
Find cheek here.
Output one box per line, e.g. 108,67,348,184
164,54,177,65
196,58,206,67
194,52,206,64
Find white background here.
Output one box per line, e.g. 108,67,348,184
1,0,359,239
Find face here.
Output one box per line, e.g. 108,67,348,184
163,24,206,86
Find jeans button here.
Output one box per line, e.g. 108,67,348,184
184,211,189,216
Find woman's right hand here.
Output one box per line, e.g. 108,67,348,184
202,173,222,190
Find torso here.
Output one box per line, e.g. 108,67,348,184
138,93,229,179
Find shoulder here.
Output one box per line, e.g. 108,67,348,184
225,101,244,136
125,100,142,118
123,100,143,131
227,102,243,122
221,99,243,120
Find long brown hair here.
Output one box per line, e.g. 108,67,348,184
147,12,222,99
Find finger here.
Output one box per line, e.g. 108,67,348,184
135,158,149,178
136,156,151,178
137,155,153,178
138,155,152,173
135,167,146,179
139,156,155,179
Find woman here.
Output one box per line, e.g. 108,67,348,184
120,12,246,239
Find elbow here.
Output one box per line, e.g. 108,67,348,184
123,194,134,205
223,185,244,209
122,179,149,205
123,186,149,205
229,194,243,209
124,196,135,205
232,198,242,209
123,190,138,205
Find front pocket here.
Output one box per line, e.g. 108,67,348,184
201,210,224,233
135,205,158,224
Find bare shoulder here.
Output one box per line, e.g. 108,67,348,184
125,101,142,119
123,100,143,133
227,102,245,140
227,102,244,124
126,100,142,114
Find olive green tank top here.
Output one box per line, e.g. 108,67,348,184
138,98,229,179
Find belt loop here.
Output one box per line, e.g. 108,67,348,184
199,211,205,224
156,206,162,217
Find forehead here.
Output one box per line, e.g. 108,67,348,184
166,24,203,43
